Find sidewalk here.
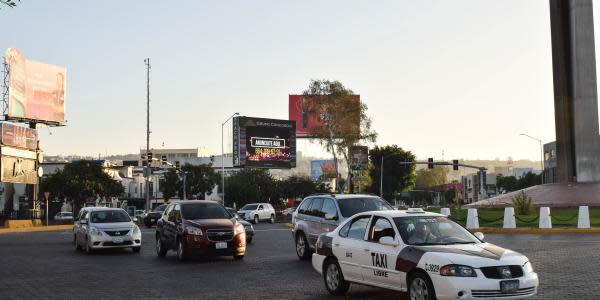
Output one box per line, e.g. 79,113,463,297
0,225,72,235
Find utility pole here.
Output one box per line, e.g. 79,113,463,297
144,58,151,211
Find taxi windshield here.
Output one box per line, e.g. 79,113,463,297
90,210,131,223
336,197,393,218
393,216,480,246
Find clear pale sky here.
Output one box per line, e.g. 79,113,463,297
2,1,600,161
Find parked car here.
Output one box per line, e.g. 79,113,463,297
226,207,255,244
73,207,142,254
237,203,276,224
54,212,73,221
292,194,393,260
142,204,167,228
155,200,246,261
312,209,539,299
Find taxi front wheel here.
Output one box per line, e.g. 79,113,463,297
408,272,436,300
323,260,349,296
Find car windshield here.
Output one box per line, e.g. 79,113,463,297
241,204,258,210
181,203,232,220
336,197,393,218
90,210,131,223
153,205,166,212
394,216,480,246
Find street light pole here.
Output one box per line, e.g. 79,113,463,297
520,133,545,184
221,112,239,206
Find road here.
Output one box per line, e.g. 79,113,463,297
0,223,598,299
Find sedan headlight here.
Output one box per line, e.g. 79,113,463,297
234,223,245,235
523,261,534,273
89,226,102,236
185,226,203,236
440,265,477,277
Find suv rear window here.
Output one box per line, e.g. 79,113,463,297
336,197,392,218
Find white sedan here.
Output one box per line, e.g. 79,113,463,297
312,209,538,300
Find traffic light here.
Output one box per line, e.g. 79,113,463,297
161,155,167,165
147,152,153,161
453,159,459,171
428,158,434,169
175,161,180,169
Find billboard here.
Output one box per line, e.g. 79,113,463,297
0,146,38,184
233,116,296,169
350,146,369,170
5,48,66,125
288,94,360,137
310,160,337,180
0,122,38,150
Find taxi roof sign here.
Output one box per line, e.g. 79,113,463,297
406,208,425,213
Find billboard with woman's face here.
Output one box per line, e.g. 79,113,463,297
5,48,66,125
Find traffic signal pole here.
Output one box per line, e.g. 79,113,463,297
144,58,151,211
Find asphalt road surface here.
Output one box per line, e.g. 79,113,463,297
0,223,598,299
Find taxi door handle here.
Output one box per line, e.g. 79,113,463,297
334,243,340,247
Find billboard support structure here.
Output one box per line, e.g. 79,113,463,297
1,58,8,117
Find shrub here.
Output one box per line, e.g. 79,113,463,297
512,191,534,215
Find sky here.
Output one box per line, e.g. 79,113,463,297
1,0,600,161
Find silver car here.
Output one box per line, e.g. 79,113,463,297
73,207,142,253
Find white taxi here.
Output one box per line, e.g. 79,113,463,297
312,209,538,300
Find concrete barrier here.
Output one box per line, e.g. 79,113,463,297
4,220,34,229
578,206,591,229
440,207,451,216
539,207,552,229
466,208,479,229
503,207,516,229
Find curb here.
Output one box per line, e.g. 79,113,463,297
0,225,73,235
469,228,600,234
284,223,293,229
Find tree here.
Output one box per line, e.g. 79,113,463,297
160,169,180,201
39,160,124,214
367,145,416,200
302,79,377,193
497,172,541,193
225,169,277,207
415,166,449,189
180,163,220,200
278,175,330,200
516,172,542,190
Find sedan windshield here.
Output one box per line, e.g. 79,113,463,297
336,197,393,218
182,203,232,220
240,204,258,210
394,216,480,246
153,205,166,212
90,210,131,223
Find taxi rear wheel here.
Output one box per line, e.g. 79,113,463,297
323,260,349,296
408,272,436,300
295,232,310,260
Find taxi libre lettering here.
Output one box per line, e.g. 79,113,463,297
371,253,389,277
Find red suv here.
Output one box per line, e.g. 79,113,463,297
155,200,246,261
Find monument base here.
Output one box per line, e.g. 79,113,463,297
464,182,600,208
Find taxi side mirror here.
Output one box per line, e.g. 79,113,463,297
379,236,398,247
474,232,485,241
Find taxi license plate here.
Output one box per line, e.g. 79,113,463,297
500,280,519,293
215,242,227,249
113,237,124,244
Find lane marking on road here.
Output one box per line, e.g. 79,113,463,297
253,229,291,232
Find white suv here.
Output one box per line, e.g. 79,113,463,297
237,203,276,224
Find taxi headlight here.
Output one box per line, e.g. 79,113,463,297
440,265,477,277
185,227,203,236
523,261,534,273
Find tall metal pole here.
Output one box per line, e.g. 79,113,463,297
380,157,384,198
519,133,544,184
144,58,151,210
221,112,239,206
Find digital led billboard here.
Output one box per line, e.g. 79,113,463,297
288,94,360,137
233,116,296,169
